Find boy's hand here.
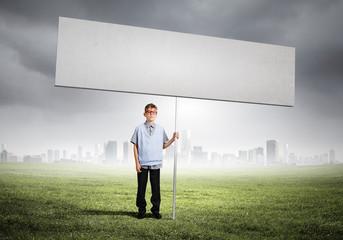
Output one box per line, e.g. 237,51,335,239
173,132,179,140
163,132,180,149
136,162,142,173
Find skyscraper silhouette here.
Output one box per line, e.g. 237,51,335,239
266,140,279,165
104,141,117,164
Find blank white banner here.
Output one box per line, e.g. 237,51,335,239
55,17,295,106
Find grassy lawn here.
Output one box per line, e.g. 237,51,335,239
0,162,342,239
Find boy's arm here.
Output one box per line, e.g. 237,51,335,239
133,144,142,173
163,132,179,149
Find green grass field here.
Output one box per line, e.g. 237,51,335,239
0,162,342,239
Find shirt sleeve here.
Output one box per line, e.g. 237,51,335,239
130,128,138,145
163,130,169,143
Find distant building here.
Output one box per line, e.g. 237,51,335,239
314,155,320,165
8,154,19,162
239,150,248,164
181,130,192,164
320,153,329,164
1,144,6,152
256,147,264,165
23,155,42,162
104,141,117,163
191,146,208,164
248,147,264,164
181,130,192,153
54,150,60,162
94,144,102,163
60,158,75,163
222,153,237,165
41,153,47,162
78,146,83,161
86,151,92,162
248,149,254,163
329,149,335,164
266,140,279,165
1,150,8,162
211,152,221,165
70,154,77,161
47,149,53,162
1,144,8,162
123,141,129,163
63,150,69,160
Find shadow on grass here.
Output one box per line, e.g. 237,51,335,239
82,210,161,219
82,210,136,217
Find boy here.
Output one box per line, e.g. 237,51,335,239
131,103,179,219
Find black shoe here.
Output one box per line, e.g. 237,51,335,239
137,212,144,219
153,213,162,219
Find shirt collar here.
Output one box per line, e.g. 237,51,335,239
144,121,155,128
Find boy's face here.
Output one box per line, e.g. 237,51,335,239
144,107,157,123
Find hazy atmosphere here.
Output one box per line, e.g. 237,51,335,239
1,0,343,161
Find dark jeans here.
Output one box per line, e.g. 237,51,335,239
136,168,160,214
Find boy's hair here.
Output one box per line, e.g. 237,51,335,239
145,103,158,111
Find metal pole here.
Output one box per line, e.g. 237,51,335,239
172,97,178,220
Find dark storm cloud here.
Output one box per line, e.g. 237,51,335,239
0,0,83,26
0,22,56,77
0,0,87,77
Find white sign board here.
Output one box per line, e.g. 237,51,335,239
55,17,295,106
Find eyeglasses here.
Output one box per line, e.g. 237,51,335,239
145,110,157,115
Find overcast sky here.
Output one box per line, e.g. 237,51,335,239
0,0,342,160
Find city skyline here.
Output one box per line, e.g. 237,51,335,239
1,128,339,165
